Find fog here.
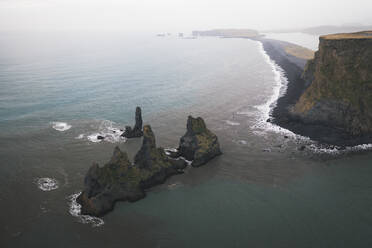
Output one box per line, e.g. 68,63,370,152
0,0,372,32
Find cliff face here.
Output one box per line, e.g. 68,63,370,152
292,32,372,136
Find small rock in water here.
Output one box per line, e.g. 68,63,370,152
121,106,143,138
266,118,271,123
177,116,222,167
298,145,306,151
97,135,105,140
284,135,289,139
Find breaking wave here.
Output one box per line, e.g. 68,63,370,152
67,192,104,227
51,122,71,131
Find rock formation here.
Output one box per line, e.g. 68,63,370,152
169,116,222,167
292,31,372,138
77,114,222,216
77,125,187,216
121,106,143,138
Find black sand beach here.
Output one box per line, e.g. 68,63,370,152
259,38,372,147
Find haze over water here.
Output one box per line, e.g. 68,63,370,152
1,31,372,248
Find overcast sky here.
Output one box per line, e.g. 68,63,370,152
1,0,372,32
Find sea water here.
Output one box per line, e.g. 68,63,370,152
1,31,372,248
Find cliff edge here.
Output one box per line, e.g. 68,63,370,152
292,31,372,141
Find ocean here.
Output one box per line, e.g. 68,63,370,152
1,31,372,248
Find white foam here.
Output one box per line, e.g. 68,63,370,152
67,192,104,227
254,41,372,154
167,182,183,190
250,42,313,142
309,143,372,155
75,134,84,139
164,148,178,155
35,177,59,191
178,157,193,166
164,148,193,165
236,111,251,116
83,120,126,144
51,122,71,131
225,120,240,126
87,132,103,143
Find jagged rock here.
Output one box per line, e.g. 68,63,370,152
298,145,306,151
77,125,187,216
134,125,187,188
122,107,143,138
76,147,144,216
175,116,221,167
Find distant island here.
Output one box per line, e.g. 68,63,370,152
192,29,262,38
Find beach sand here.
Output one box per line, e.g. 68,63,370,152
258,38,372,147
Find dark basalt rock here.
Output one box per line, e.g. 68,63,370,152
121,106,143,138
174,116,222,167
298,145,306,151
77,125,187,217
97,135,105,140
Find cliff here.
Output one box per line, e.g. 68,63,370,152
292,31,372,139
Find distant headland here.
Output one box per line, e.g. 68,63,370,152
192,29,262,38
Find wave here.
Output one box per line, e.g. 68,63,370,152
35,177,59,191
78,120,126,143
224,120,240,126
253,41,372,155
67,192,104,227
252,42,308,140
164,148,193,166
51,122,71,131
309,143,372,155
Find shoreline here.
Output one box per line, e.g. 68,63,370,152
257,38,372,148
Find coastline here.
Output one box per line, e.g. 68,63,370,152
257,38,372,148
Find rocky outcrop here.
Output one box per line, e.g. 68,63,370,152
77,125,187,216
121,107,143,138
292,31,372,138
77,114,222,216
169,116,221,167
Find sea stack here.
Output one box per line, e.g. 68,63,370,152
291,31,372,140
122,106,143,138
171,116,221,167
77,125,187,216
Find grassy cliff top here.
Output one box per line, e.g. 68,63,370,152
321,31,372,40
284,44,315,60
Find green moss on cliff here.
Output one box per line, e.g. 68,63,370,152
294,32,372,135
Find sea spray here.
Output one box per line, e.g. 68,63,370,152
252,41,308,140
35,177,59,191
51,122,72,131
254,41,372,154
81,120,126,143
67,192,104,227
